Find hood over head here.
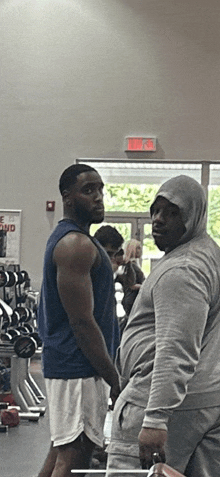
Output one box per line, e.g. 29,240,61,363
150,175,207,246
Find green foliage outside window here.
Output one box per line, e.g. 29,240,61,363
207,187,220,246
104,184,159,213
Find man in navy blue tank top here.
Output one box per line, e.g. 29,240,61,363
37,164,120,477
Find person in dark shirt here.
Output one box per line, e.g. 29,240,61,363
37,164,119,477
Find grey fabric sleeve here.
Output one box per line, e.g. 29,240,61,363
142,265,210,429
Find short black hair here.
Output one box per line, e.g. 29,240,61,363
94,225,124,250
59,163,97,195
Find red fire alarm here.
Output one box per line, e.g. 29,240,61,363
46,201,55,212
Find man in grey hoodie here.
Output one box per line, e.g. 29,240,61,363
106,175,220,477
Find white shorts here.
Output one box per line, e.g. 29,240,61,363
45,376,110,447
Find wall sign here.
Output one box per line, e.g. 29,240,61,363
125,136,157,152
0,210,22,264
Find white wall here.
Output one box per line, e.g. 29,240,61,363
1,0,220,289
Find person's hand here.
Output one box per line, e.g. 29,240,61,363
138,427,167,469
109,381,120,410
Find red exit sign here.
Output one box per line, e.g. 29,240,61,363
126,137,157,152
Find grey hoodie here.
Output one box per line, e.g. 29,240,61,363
118,175,220,430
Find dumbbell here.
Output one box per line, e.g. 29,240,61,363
13,306,33,323
6,271,18,287
18,323,34,333
0,332,39,358
29,331,42,348
13,323,43,357
13,322,41,357
0,271,9,288
0,329,39,358
0,401,44,420
0,329,21,344
0,304,12,331
0,402,20,427
14,335,38,358
0,270,29,288
0,306,31,331
17,270,29,285
10,310,20,327
0,271,17,288
2,320,35,338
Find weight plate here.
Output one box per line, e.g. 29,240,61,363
11,311,20,327
0,271,9,288
21,307,32,323
24,323,34,333
20,270,29,282
6,271,16,287
14,336,37,358
7,329,20,343
2,315,12,330
13,306,29,322
16,326,29,335
16,271,25,285
30,332,42,347
0,333,12,342
13,272,19,285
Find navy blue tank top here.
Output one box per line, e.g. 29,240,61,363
38,220,118,379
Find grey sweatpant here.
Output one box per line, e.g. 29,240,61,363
106,395,220,477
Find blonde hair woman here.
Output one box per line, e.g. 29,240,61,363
123,239,142,264
116,239,145,317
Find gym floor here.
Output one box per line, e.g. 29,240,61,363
0,358,108,477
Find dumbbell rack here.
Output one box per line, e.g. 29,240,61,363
0,265,46,421
0,344,45,420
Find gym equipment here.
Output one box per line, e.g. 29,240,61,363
0,271,9,288
0,402,8,409
1,315,12,331
14,335,37,359
10,310,20,327
16,271,27,285
141,453,185,477
29,331,42,347
148,463,185,477
0,419,8,432
1,408,20,427
0,301,12,330
10,353,45,418
1,329,20,343
0,345,44,420
0,271,20,288
0,266,46,422
6,271,17,288
1,322,41,358
13,306,32,323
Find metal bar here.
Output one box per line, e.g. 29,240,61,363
201,162,210,201
71,471,149,474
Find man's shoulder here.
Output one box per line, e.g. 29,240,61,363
57,230,97,255
47,220,84,247
53,231,99,270
152,237,220,286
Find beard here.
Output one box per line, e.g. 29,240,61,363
74,202,104,225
